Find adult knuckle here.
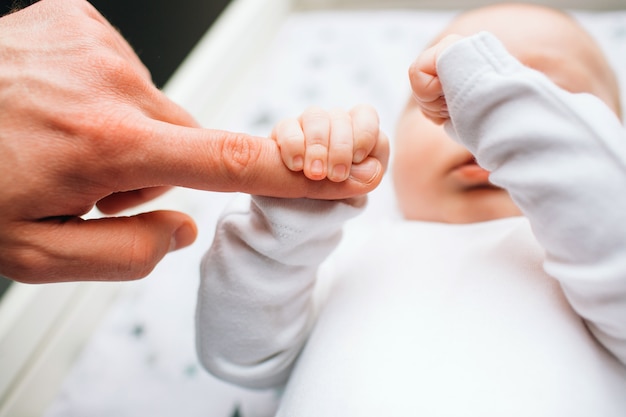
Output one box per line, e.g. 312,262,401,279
125,247,158,280
218,133,262,185
94,54,140,88
122,227,161,280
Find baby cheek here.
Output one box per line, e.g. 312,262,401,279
392,152,428,211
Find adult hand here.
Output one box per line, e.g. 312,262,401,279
0,0,386,284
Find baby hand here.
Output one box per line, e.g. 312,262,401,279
270,104,389,182
408,34,463,124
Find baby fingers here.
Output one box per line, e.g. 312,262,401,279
272,118,306,171
271,105,384,183
409,44,442,104
327,109,354,182
300,106,332,180
409,34,463,123
349,104,380,164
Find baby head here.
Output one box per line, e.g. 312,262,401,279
392,3,621,224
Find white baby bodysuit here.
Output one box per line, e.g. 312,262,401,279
196,32,626,415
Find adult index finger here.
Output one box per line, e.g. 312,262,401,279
112,117,386,200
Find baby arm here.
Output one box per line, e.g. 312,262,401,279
410,32,626,365
196,106,389,389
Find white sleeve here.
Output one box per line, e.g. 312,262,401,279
438,32,626,364
195,194,365,389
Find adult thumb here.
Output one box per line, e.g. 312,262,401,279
10,211,197,283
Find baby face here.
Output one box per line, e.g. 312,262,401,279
392,3,620,224
392,99,521,223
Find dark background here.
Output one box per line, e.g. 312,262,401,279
0,0,231,295
0,0,232,87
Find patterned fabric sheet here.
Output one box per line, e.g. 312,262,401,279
43,9,626,417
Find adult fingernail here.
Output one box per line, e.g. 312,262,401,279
349,159,379,183
169,221,197,252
